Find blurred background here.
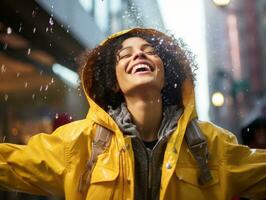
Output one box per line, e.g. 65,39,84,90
0,0,266,199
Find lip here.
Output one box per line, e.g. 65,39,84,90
127,61,154,74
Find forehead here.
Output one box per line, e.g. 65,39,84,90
121,37,150,48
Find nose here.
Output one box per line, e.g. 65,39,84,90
133,50,147,60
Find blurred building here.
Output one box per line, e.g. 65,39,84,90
204,0,266,140
0,0,164,199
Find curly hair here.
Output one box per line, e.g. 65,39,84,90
82,28,197,110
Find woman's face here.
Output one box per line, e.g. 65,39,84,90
115,37,164,95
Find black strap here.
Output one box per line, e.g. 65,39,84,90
185,119,213,185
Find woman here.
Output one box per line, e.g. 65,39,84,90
0,28,265,200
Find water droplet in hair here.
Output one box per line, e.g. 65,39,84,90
33,27,36,33
32,10,36,17
7,27,12,34
40,85,43,91
18,24,22,32
1,65,6,73
4,94,8,101
55,113,59,119
27,48,31,55
16,72,20,77
24,82,28,88
3,43,8,50
49,17,54,26
32,93,35,99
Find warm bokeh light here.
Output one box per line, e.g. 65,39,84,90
212,92,225,107
212,0,231,6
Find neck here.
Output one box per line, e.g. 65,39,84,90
125,91,163,141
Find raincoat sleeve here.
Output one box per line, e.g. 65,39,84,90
0,127,67,196
222,132,266,199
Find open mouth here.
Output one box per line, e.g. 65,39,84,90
131,64,152,74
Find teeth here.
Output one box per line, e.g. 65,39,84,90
132,64,151,74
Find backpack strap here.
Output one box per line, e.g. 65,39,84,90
185,119,213,185
79,125,112,193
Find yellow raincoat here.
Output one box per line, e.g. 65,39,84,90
0,28,266,200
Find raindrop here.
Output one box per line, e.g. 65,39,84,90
51,78,54,84
40,70,43,75
32,10,36,17
7,27,12,34
32,93,35,99
2,136,6,142
66,29,69,33
45,85,49,91
60,24,64,28
174,83,177,88
27,48,31,55
49,17,54,26
69,116,73,120
46,27,49,32
4,94,8,101
3,43,8,50
1,65,6,73
16,72,20,77
18,24,22,32
24,82,28,88
55,113,59,119
247,128,250,132
33,27,36,33
40,85,43,91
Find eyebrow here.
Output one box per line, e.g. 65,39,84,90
118,43,153,54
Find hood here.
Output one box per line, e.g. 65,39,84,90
81,28,197,130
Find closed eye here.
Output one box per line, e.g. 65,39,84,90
143,46,156,55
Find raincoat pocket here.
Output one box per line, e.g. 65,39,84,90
90,164,119,184
86,152,119,200
90,152,119,184
175,166,219,188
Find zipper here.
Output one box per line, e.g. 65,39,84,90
148,149,152,190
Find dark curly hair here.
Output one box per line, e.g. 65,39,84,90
82,28,197,110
